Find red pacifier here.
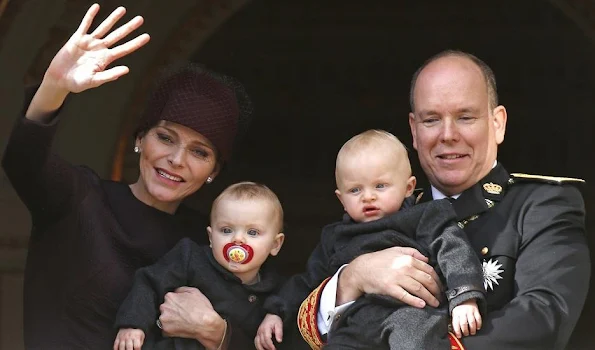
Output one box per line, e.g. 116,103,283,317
223,243,254,264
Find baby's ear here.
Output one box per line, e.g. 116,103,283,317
406,176,417,197
335,189,346,210
269,233,285,256
207,226,213,246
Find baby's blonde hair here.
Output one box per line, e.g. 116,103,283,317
211,182,284,232
335,129,411,186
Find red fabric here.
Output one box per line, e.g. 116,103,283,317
449,332,465,349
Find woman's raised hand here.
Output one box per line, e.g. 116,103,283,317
44,3,150,93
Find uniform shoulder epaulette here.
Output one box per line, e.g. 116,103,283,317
510,173,585,185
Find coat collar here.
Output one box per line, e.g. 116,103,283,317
418,163,511,221
205,246,280,293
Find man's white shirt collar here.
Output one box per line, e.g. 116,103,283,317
430,160,498,200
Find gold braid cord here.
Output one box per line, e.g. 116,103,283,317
449,332,465,349
297,277,331,349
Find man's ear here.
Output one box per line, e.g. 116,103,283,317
409,112,418,150
269,233,285,256
406,176,417,197
492,105,507,145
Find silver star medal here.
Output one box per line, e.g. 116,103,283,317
482,258,504,291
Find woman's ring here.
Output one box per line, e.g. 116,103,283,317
156,319,163,329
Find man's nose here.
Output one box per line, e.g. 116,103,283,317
440,118,460,143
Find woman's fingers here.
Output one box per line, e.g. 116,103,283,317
74,3,100,37
90,6,127,39
90,66,129,87
102,15,145,48
108,32,150,62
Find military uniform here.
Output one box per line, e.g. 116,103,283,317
298,163,590,350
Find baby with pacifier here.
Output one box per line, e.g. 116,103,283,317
114,182,286,350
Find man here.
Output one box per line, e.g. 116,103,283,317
297,50,590,350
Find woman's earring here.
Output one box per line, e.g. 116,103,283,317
134,146,140,154
206,177,213,184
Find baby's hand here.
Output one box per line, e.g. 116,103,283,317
255,313,284,350
113,328,145,350
451,299,482,339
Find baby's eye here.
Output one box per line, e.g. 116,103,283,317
348,188,360,194
247,229,259,237
376,184,386,189
222,227,232,234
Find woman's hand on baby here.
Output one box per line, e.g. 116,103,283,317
159,287,227,349
451,299,482,339
254,313,283,350
113,328,145,350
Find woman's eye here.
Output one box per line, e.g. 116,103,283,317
191,148,209,158
157,133,173,143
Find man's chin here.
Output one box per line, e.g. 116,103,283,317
434,177,471,194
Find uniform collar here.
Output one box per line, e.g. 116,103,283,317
420,162,510,221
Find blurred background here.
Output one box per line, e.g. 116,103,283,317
1,0,594,348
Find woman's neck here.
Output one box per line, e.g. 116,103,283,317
129,182,181,214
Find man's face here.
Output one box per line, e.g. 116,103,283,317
409,56,507,196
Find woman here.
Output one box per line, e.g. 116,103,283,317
2,4,251,349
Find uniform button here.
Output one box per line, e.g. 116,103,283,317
248,295,257,303
481,247,489,255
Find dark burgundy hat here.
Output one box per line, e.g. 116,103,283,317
135,63,252,162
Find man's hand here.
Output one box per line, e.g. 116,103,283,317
113,328,145,350
451,299,482,339
337,246,442,308
158,287,226,349
254,314,283,350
